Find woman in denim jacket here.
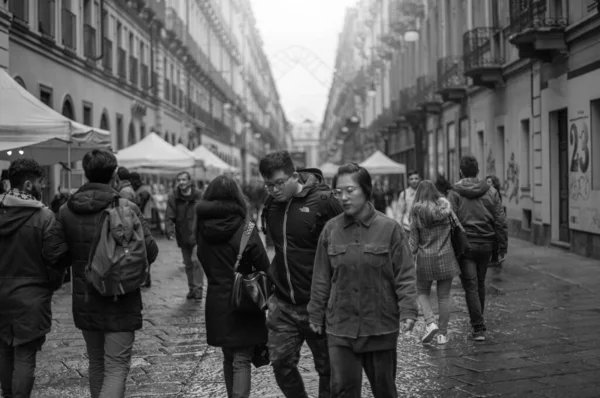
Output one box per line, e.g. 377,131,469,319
409,181,461,345
308,163,418,398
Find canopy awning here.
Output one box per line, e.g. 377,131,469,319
116,133,195,170
192,145,239,173
175,143,204,168
359,150,406,175
319,162,339,179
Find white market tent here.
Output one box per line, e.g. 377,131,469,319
359,150,406,175
192,145,239,174
116,133,195,171
175,143,206,180
319,162,339,179
0,68,110,165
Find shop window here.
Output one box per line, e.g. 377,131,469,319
447,122,457,183
590,99,600,190
477,130,484,174
520,119,531,189
116,113,123,149
497,125,505,186
436,127,445,175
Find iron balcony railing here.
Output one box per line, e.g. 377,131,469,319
9,0,28,23
61,8,76,51
84,24,96,59
117,48,126,78
129,56,138,86
437,56,466,90
463,27,504,72
102,38,113,71
38,0,56,39
141,64,149,90
509,0,567,34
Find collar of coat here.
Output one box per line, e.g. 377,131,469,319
342,201,376,228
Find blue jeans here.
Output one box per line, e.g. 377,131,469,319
417,278,454,335
329,345,397,398
222,346,254,398
459,243,493,332
82,331,135,398
0,337,44,398
181,244,204,294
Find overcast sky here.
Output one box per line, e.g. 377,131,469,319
251,0,356,124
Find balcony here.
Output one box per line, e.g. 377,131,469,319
398,85,421,121
102,38,113,72
142,0,166,25
9,0,29,27
166,7,184,44
61,8,76,53
84,24,96,60
416,76,442,114
463,27,504,89
508,0,567,61
129,56,138,86
436,56,467,103
141,64,149,90
117,48,127,80
38,0,56,42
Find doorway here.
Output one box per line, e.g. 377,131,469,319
557,109,570,243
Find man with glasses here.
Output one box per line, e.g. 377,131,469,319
259,151,343,398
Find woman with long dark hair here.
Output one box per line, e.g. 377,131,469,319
308,163,417,397
196,175,270,398
409,180,461,345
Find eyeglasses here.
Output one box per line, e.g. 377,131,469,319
332,186,358,199
264,176,291,192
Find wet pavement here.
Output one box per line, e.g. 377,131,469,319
31,237,600,397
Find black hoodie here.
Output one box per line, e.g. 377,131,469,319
447,178,508,253
263,168,343,306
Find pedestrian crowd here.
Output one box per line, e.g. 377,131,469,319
0,148,507,398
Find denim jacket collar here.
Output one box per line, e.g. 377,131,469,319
343,201,376,228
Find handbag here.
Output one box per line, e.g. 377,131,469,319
449,213,471,258
231,222,271,313
252,343,270,368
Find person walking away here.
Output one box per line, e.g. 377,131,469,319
372,181,387,213
131,172,156,287
116,167,136,202
395,169,421,232
0,159,64,398
45,149,159,398
447,156,507,341
434,174,453,197
485,175,504,268
259,150,343,398
166,171,204,300
308,163,417,398
408,181,461,345
196,176,270,398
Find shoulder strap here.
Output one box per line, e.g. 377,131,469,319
317,190,332,218
233,221,255,272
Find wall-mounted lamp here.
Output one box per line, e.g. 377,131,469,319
19,150,24,155
6,151,12,156
341,126,349,133
404,30,419,42
349,116,360,124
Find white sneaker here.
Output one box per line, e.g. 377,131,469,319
421,322,438,344
436,334,449,345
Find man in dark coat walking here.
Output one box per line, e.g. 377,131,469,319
0,158,64,398
165,171,204,300
45,149,159,398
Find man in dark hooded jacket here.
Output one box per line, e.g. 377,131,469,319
45,149,158,398
447,155,507,342
260,150,343,398
0,158,64,398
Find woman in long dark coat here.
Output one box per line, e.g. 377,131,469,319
196,175,270,398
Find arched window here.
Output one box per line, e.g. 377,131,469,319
128,122,136,146
62,96,75,121
99,111,110,131
13,76,26,89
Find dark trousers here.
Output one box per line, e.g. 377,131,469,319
459,242,494,332
266,295,331,398
222,346,254,398
0,337,44,398
329,346,397,398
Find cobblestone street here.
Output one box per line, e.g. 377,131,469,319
32,237,600,398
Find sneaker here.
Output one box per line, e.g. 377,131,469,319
472,329,486,341
422,322,439,344
436,334,449,345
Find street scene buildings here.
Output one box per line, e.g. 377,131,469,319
321,0,600,260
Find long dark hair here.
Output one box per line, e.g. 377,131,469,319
411,180,444,228
486,175,501,192
202,175,249,220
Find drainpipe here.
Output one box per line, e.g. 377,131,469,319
93,0,104,61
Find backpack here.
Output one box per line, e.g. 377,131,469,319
86,197,149,300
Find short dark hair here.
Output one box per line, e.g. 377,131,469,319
460,155,479,178
407,169,420,178
130,172,141,182
259,151,295,179
202,175,248,219
8,158,44,189
333,162,373,201
176,171,191,180
117,166,130,181
82,149,118,184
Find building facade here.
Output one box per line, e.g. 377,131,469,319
321,0,600,259
0,0,287,187
290,118,320,169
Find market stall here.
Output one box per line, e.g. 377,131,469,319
116,132,195,171
192,144,239,180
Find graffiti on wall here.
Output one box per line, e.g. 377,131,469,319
503,152,520,204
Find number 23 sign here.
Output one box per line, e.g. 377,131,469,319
570,118,590,174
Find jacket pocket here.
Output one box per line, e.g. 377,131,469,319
327,245,348,269
363,244,390,268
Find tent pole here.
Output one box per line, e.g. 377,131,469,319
67,143,72,191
